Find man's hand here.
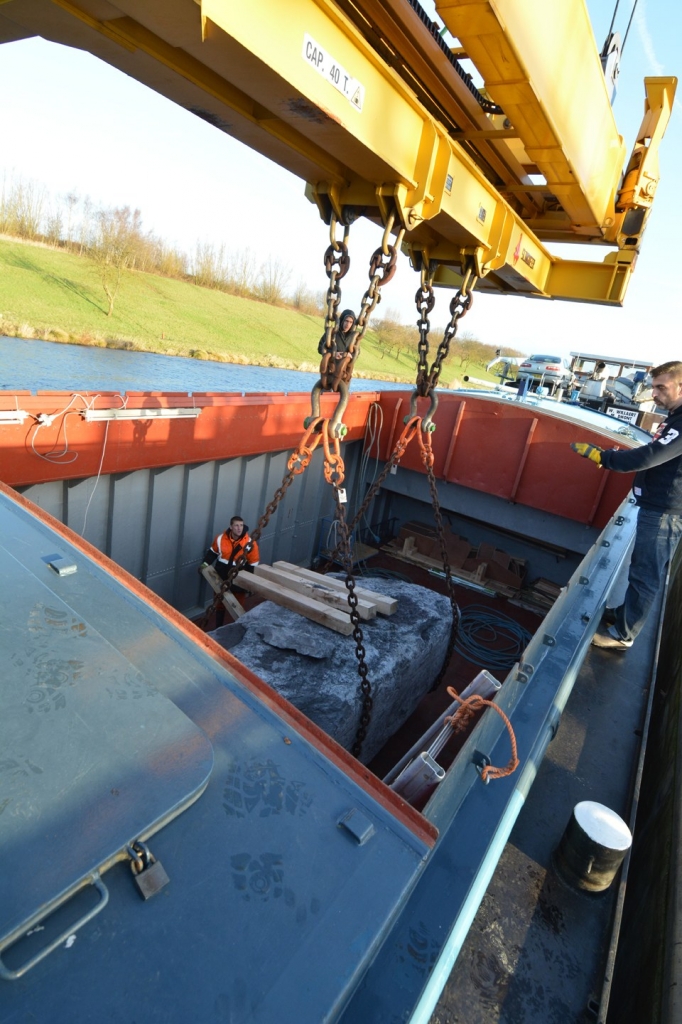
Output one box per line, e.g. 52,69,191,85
198,561,208,575
570,442,603,465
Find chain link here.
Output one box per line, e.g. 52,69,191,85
332,490,373,759
418,432,461,690
323,416,421,569
414,279,436,396
415,269,477,397
320,218,351,361
319,215,405,394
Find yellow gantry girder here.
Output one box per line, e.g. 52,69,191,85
435,0,627,235
0,0,676,304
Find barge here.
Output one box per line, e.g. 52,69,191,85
1,385,679,1022
0,0,679,1018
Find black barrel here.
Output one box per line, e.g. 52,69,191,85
554,800,632,892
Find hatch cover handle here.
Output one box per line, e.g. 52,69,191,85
0,874,109,982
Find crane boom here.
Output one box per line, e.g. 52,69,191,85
0,0,676,303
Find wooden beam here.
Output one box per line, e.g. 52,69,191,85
234,571,353,635
201,564,244,619
255,565,377,620
273,561,398,615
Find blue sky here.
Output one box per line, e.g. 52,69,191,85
0,0,679,362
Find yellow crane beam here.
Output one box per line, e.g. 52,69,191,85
435,0,626,234
0,0,676,304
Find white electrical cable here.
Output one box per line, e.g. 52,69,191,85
29,392,98,464
355,400,384,543
81,418,110,538
29,392,127,465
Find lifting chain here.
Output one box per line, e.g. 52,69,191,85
318,213,405,395
352,213,406,351
415,265,477,398
320,216,350,370
315,425,373,759
414,267,436,397
332,487,373,759
418,430,461,691
322,415,422,569
318,216,352,396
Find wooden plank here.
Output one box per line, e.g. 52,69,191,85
402,536,417,555
234,571,353,635
384,546,517,597
255,565,377,620
273,561,398,615
200,564,244,619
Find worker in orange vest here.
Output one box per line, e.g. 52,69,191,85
203,516,260,581
201,516,260,621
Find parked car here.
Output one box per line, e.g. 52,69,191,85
517,354,572,391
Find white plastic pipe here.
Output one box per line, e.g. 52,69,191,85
384,670,501,786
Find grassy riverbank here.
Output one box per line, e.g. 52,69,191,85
0,237,488,385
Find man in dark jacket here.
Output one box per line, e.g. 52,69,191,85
318,309,357,358
571,360,682,649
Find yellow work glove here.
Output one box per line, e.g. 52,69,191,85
570,442,602,465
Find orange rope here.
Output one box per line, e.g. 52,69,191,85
445,685,519,782
446,703,476,735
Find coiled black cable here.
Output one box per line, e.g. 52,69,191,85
454,605,532,671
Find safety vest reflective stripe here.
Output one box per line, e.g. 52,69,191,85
212,532,259,565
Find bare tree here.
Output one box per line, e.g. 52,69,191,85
89,205,144,316
291,280,324,316
0,174,45,239
78,196,94,256
151,238,188,279
63,191,79,248
373,309,414,361
255,255,291,305
226,247,258,297
193,241,228,289
45,206,64,248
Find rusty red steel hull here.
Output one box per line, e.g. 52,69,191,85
0,390,378,487
0,388,635,528
373,391,635,528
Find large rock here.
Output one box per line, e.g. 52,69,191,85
209,575,451,763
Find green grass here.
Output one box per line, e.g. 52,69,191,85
0,237,494,385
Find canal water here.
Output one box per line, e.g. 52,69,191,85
0,336,407,394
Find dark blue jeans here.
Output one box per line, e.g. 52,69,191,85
615,508,682,642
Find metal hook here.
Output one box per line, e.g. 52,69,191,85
420,260,437,289
381,210,396,256
405,390,439,431
461,264,473,295
329,215,350,252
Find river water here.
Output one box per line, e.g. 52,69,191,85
0,336,407,394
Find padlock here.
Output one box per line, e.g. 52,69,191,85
128,842,170,900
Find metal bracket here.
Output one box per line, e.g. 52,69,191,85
542,634,556,647
472,750,492,784
516,662,534,684
338,808,375,846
